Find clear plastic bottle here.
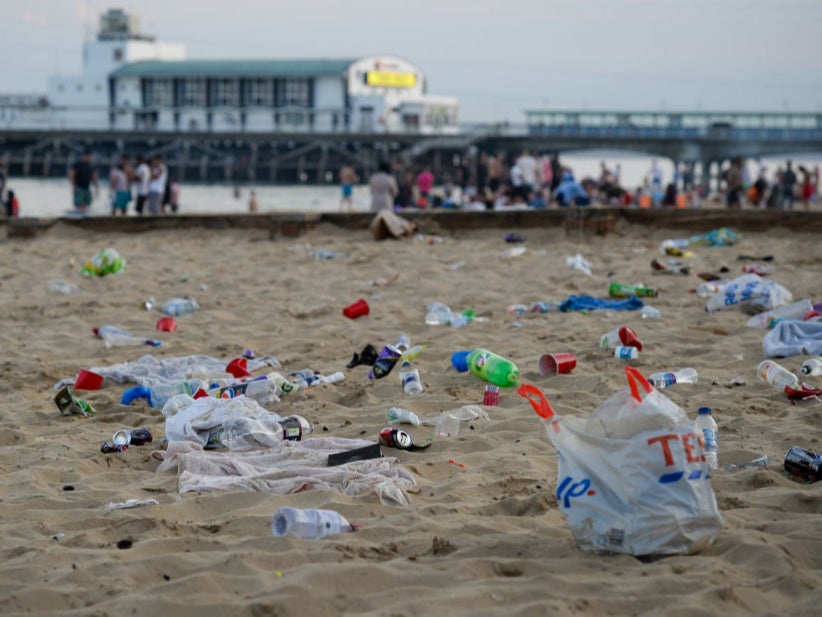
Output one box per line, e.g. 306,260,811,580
757,360,800,389
208,377,283,405
745,299,814,328
221,415,311,449
94,325,162,348
270,507,356,539
48,279,82,294
694,407,718,471
387,407,422,426
640,306,662,319
121,379,206,409
801,358,822,377
395,334,411,353
648,368,698,389
398,361,423,395
425,301,453,325
161,297,200,317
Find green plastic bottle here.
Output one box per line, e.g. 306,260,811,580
608,281,658,298
466,348,519,388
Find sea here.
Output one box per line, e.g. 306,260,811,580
5,151,819,218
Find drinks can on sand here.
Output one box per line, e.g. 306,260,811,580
482,384,500,406
784,446,822,483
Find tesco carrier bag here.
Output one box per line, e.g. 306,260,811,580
518,367,723,556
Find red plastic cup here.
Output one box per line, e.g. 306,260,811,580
74,368,104,390
343,298,370,319
619,326,643,351
539,353,577,375
226,357,253,378
156,316,177,332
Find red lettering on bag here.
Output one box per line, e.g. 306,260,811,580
647,434,678,466
681,432,700,463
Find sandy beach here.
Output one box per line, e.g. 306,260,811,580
0,213,820,617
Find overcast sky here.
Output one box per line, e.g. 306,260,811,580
2,0,821,122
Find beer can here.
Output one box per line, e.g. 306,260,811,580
379,428,413,450
784,446,822,483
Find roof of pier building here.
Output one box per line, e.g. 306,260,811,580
111,59,357,79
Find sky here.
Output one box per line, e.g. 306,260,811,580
1,0,821,123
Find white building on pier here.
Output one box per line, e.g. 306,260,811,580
2,8,459,135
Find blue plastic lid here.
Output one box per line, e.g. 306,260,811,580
697,406,712,415
450,350,471,372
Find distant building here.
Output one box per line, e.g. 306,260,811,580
2,8,458,135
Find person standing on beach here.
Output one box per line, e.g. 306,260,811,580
133,155,150,215
147,155,168,216
108,158,131,216
369,161,399,212
339,164,358,211
781,161,797,210
68,149,99,211
725,158,744,208
415,166,434,207
0,161,6,204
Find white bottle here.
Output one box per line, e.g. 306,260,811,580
745,299,814,328
614,346,638,359
398,361,423,395
756,360,800,389
694,407,718,471
648,368,698,389
95,325,157,348
270,507,356,539
161,297,199,317
800,358,822,377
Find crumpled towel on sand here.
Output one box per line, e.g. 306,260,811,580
762,320,822,357
54,354,280,390
154,439,417,506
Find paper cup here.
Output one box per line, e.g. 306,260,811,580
156,316,177,332
343,298,369,319
74,368,103,390
539,353,577,375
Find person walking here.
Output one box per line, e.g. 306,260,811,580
339,164,358,211
781,160,797,210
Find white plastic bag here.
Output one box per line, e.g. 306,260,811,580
519,367,723,556
704,273,791,313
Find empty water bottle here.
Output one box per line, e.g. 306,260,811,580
121,379,206,409
161,297,199,317
398,361,423,395
48,279,82,294
387,407,422,426
800,358,822,377
425,301,452,325
757,360,799,389
270,506,357,539
94,325,162,348
648,368,698,389
694,407,718,471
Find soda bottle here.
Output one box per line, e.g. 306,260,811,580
457,348,519,388
648,368,698,389
609,282,658,298
694,407,718,471
783,447,822,483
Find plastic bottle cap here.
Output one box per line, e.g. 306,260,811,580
451,350,471,372
697,407,712,415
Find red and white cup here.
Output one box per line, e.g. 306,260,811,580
539,353,577,375
74,368,104,390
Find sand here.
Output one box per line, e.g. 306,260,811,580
0,215,820,617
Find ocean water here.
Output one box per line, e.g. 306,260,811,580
5,152,819,218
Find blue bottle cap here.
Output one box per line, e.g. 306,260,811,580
451,350,471,372
697,406,712,415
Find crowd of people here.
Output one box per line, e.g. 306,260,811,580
358,151,820,213
66,150,179,216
